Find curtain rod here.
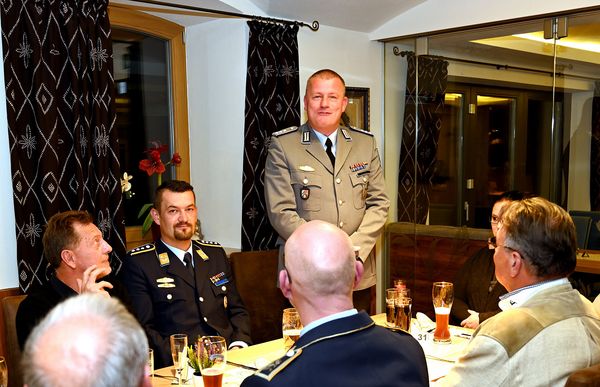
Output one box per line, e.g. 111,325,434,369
393,47,598,81
126,0,320,31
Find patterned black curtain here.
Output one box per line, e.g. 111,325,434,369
591,84,600,210
398,53,448,223
1,0,125,292
241,21,300,251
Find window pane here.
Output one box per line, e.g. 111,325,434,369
113,28,173,226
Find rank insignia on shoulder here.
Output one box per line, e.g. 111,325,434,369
349,126,373,136
255,348,302,381
158,252,170,266
272,126,298,137
128,243,155,256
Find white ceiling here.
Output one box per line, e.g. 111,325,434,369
110,0,425,33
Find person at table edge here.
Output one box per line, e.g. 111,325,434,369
121,180,251,368
241,220,428,386
16,210,130,349
438,197,600,386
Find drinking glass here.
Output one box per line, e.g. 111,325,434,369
170,334,188,386
432,282,454,343
395,297,412,332
197,336,227,387
385,288,398,327
0,356,7,387
148,349,154,378
282,308,302,350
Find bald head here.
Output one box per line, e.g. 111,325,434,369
284,220,356,298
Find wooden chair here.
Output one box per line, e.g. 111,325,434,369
565,363,600,387
1,295,26,387
230,250,288,345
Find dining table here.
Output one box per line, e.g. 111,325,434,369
151,313,473,386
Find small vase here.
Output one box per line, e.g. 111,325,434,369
193,371,203,387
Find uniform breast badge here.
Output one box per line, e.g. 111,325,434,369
300,177,310,200
361,180,369,201
158,252,170,266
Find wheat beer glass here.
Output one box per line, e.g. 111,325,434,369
282,308,302,350
198,336,227,387
432,282,453,343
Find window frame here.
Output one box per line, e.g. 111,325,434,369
109,6,190,249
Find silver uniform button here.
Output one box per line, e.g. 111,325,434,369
199,297,204,302
303,178,308,184
203,317,208,322
338,200,343,206
221,286,227,291
167,294,172,300
336,178,341,184
363,177,367,182
339,221,344,227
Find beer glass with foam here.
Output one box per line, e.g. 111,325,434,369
198,336,227,387
282,308,303,350
432,282,454,343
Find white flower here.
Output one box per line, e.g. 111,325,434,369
121,172,133,193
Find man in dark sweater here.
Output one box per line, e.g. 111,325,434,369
16,210,129,348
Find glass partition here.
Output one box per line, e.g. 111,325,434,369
383,8,600,316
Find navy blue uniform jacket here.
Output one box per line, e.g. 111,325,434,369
241,311,429,386
121,239,251,368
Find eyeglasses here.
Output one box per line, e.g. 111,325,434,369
490,215,500,224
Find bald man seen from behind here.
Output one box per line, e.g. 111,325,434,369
241,220,429,387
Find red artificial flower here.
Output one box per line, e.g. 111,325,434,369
149,149,161,162
171,152,182,166
139,158,166,176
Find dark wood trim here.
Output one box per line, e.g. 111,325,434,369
0,287,23,357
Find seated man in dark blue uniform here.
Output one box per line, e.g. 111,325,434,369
241,220,429,387
121,180,251,368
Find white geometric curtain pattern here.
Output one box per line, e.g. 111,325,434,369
398,53,449,223
241,21,300,251
1,0,125,292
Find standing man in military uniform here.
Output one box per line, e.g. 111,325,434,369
265,69,389,313
121,180,251,368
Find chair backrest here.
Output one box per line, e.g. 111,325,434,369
570,211,600,250
1,295,26,387
385,222,490,319
230,250,288,344
565,363,600,387
571,215,593,250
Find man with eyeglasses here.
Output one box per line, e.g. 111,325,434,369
439,197,600,386
451,191,528,329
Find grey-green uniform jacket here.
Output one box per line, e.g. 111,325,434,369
264,123,389,290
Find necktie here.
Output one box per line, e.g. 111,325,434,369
183,252,195,279
325,138,335,166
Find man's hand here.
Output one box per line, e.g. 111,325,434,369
76,264,113,297
460,309,480,329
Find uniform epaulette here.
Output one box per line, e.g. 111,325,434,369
128,243,156,256
348,126,373,136
193,239,222,248
254,348,302,381
272,126,298,137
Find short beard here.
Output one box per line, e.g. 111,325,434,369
174,225,194,241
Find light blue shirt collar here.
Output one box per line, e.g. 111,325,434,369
300,308,358,336
312,128,338,156
498,277,569,310
161,240,194,266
